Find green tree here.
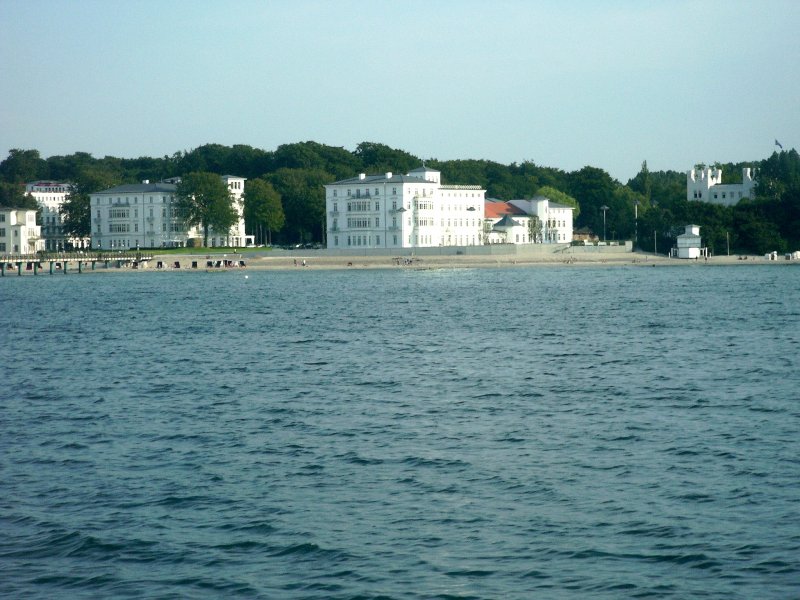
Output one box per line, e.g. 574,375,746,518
567,166,616,235
244,178,285,245
0,182,37,209
628,160,652,202
527,215,542,243
61,168,121,241
268,168,333,243
175,172,237,247
536,185,580,219
0,149,48,183
355,142,420,174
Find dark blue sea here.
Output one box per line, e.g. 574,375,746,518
1,264,799,599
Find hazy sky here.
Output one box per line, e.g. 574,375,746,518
2,0,798,182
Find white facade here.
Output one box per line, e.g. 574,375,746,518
0,208,44,255
25,180,88,250
687,167,755,206
674,224,704,259
90,176,250,249
324,167,486,249
484,211,531,245
483,197,574,245
509,197,574,243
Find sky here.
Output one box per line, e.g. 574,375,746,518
1,0,798,183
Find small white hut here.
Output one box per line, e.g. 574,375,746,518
675,224,705,259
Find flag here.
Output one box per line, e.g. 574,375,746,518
775,139,783,149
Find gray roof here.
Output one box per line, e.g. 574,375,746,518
93,182,177,195
328,173,431,185
493,214,524,229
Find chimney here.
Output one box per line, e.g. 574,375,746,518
359,173,366,180
142,179,150,184
385,172,392,178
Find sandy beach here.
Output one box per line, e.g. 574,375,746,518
144,250,791,272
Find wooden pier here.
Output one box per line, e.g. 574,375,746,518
0,252,152,276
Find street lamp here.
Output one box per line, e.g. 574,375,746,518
600,205,609,242
633,200,640,250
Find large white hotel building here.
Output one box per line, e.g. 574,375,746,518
90,175,250,249
25,181,88,250
324,166,486,249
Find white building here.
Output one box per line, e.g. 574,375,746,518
687,166,755,206
483,198,574,245
674,224,706,259
90,175,250,249
25,180,88,251
0,208,44,255
509,196,574,243
324,166,486,249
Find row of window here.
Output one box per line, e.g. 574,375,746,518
347,217,372,228
30,186,70,193
332,187,484,199
333,188,398,198
333,217,485,230
96,195,173,205
99,207,181,219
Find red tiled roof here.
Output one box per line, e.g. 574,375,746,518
484,201,526,218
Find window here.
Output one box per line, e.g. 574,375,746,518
0,228,5,237
375,188,379,196
376,235,380,244
334,235,338,246
375,201,380,211
347,217,370,228
333,189,338,197
0,243,5,251
333,202,338,212
0,214,5,222
375,217,380,227
347,201,370,212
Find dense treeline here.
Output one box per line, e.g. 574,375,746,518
1,142,798,254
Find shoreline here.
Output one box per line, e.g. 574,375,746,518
3,251,796,277
94,251,800,272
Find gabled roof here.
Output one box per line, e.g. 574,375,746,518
492,214,524,229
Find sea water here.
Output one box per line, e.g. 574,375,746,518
1,264,799,599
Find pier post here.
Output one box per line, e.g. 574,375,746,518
33,262,39,275
64,261,68,274
50,261,54,275
78,261,83,274
1,262,4,277
17,262,22,276
91,260,96,270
